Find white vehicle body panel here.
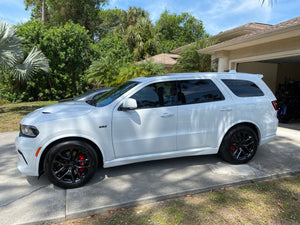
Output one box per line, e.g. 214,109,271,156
15,72,278,176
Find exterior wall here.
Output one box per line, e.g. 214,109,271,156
229,36,300,62
237,62,278,93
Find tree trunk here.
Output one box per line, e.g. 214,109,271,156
42,0,45,22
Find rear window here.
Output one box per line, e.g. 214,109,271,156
222,79,264,97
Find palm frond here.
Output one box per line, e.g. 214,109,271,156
0,21,23,68
14,47,49,81
261,0,276,6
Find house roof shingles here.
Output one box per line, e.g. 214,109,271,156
198,16,300,54
139,53,181,66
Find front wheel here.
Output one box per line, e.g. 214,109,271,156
44,140,98,189
219,126,258,164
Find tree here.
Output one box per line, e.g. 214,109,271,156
261,0,276,6
124,17,161,60
24,0,107,36
0,21,49,81
155,10,207,52
124,6,150,27
173,38,216,73
97,8,126,38
14,20,93,100
87,33,133,87
116,60,167,84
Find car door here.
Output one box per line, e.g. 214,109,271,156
177,79,230,151
112,81,178,158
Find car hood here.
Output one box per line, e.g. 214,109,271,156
21,101,94,125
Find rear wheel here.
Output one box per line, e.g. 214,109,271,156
219,125,258,164
44,140,98,189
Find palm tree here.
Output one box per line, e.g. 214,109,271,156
0,21,49,81
124,17,161,60
126,6,149,27
261,0,276,6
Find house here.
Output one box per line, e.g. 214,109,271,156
198,17,300,93
138,53,180,71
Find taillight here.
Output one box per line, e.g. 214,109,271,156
272,100,278,111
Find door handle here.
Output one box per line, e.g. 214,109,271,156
160,113,174,118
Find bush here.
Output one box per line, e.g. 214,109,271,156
117,60,167,84
4,21,94,101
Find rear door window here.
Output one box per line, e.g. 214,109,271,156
178,79,225,105
222,79,264,97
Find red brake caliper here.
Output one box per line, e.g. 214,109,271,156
78,154,86,173
230,143,236,153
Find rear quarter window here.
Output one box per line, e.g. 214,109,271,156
222,79,264,97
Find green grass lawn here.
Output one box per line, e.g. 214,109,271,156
55,175,300,225
0,101,57,133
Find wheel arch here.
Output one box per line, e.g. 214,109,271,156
218,122,261,152
39,137,104,176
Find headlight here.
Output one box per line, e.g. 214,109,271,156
20,125,39,138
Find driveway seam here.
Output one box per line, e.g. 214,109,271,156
0,185,48,207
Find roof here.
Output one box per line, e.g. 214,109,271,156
130,71,263,83
199,17,300,54
138,53,181,66
212,23,272,42
171,17,300,55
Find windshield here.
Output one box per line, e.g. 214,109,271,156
94,81,140,107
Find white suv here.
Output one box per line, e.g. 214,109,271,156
15,72,278,188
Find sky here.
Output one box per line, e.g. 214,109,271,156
0,0,299,35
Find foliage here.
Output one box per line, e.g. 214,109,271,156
91,33,132,61
25,0,107,37
13,21,93,101
173,38,216,73
261,0,276,6
87,33,133,87
156,10,207,52
1,6,213,102
117,60,167,84
86,56,121,87
123,6,150,28
124,17,161,60
0,21,49,82
97,8,126,38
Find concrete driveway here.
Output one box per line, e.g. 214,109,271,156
0,127,299,225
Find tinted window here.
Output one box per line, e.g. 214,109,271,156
179,79,224,105
222,79,264,97
95,81,139,107
131,81,177,109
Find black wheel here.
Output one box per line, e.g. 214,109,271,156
219,125,258,164
44,140,98,189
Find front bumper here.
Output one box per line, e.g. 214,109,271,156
15,135,41,176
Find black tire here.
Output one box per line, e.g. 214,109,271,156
219,125,258,164
44,140,98,189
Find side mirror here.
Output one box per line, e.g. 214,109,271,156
120,98,137,111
